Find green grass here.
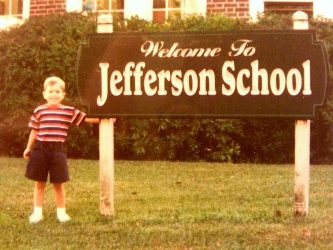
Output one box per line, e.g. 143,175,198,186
0,157,332,249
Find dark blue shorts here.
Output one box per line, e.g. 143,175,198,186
25,141,69,183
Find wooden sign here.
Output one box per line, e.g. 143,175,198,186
77,31,329,118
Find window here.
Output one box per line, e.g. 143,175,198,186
183,0,206,16
152,0,205,23
153,0,181,23
87,0,206,23
0,0,25,30
0,0,23,17
264,1,313,17
83,0,124,19
250,1,318,20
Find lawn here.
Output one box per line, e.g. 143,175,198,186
0,157,332,249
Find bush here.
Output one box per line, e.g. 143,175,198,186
0,13,332,163
0,13,97,156
115,118,242,162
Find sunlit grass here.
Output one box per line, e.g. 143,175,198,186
0,158,332,249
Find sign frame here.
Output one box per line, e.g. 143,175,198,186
77,30,329,119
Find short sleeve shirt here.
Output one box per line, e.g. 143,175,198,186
29,104,86,142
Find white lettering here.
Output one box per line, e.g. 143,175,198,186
183,70,198,96
165,43,180,57
97,63,109,106
141,41,163,57
157,70,170,95
229,39,256,57
141,40,221,58
270,69,285,96
133,62,145,95
171,70,183,96
237,69,251,96
287,69,302,96
110,70,123,96
251,60,269,95
144,70,158,96
95,60,312,105
221,61,236,96
302,60,311,95
145,71,158,96
199,69,216,95
123,62,135,95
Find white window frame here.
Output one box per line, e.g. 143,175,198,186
313,0,333,19
152,0,182,21
0,0,28,30
1,0,30,19
78,0,124,14
66,0,82,13
66,0,206,21
124,0,206,21
22,0,29,19
184,0,206,16
250,0,333,20
125,0,152,20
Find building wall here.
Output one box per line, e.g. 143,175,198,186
30,0,66,16
28,1,250,18
4,0,333,20
207,0,250,18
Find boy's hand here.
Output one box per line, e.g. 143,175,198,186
23,148,31,160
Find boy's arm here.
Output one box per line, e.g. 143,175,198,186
85,118,116,124
85,118,100,123
23,129,37,159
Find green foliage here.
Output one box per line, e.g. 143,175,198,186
0,13,332,163
237,119,294,163
0,13,97,156
115,118,242,162
253,13,293,30
310,20,333,163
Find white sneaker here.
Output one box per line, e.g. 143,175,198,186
29,212,43,224
57,209,71,223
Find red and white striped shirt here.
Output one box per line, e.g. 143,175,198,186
29,104,86,142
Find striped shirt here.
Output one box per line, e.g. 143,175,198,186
29,104,86,142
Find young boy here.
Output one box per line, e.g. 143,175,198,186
23,76,99,223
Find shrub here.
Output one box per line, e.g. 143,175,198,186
0,13,97,156
0,13,332,163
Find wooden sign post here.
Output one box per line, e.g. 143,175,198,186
293,11,310,216
97,14,115,216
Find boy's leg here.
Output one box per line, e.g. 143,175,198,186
53,183,66,207
34,181,46,207
53,183,71,222
29,181,46,224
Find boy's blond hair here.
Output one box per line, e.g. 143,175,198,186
43,76,66,91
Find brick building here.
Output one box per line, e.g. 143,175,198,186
0,1,332,30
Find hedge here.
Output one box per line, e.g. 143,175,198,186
0,13,332,163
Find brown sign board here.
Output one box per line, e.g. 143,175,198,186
77,31,329,118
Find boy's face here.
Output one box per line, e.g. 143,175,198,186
43,83,65,106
